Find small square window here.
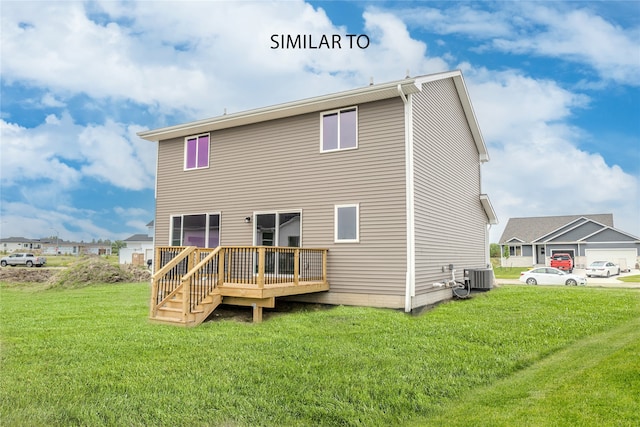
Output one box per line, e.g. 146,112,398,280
184,134,210,170
321,108,357,152
335,204,359,243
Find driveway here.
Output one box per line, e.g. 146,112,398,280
495,269,640,289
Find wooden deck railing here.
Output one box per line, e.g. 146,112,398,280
151,246,328,317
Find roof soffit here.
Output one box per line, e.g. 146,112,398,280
480,194,498,225
138,79,422,142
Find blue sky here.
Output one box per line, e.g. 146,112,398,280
1,0,638,243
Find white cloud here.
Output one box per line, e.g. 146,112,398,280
491,5,640,86
393,3,640,87
0,115,83,188
398,5,513,38
1,113,155,191
78,120,156,190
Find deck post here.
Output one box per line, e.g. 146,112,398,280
257,247,265,289
150,277,158,318
251,303,263,323
217,247,225,287
182,277,190,323
322,249,328,283
294,249,300,285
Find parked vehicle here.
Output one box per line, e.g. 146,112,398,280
519,267,586,286
0,253,47,267
550,253,573,272
586,261,620,278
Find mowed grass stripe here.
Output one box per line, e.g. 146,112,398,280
423,315,640,427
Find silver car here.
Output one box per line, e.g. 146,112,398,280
586,261,620,278
519,267,587,286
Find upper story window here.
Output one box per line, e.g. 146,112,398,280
321,107,357,152
184,134,210,170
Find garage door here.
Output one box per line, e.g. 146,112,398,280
585,249,637,271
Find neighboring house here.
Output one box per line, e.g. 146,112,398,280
1,237,111,256
499,214,640,270
119,221,155,265
139,70,497,316
1,237,42,252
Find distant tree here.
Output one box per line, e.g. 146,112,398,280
490,243,501,258
503,245,510,260
111,240,126,255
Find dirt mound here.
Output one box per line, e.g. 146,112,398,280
0,267,57,283
0,256,151,288
46,257,150,289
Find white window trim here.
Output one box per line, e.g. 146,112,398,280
252,209,303,247
169,212,221,248
334,203,360,243
183,133,211,171
320,107,358,153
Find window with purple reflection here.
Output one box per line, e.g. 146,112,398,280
184,134,210,170
185,138,197,169
322,113,338,151
170,213,220,248
339,109,357,149
321,107,358,152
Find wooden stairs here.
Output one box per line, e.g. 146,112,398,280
151,285,223,327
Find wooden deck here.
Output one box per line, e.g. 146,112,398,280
150,246,329,326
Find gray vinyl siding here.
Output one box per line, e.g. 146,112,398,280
584,229,637,242
540,218,587,241
411,78,487,293
155,97,407,299
546,222,604,242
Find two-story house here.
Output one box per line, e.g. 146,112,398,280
139,70,497,325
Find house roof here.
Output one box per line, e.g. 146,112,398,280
138,70,488,162
499,214,614,244
0,237,34,243
124,234,153,242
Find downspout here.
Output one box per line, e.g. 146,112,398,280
399,84,415,312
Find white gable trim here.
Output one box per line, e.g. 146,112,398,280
414,71,489,163
480,194,498,225
504,237,525,243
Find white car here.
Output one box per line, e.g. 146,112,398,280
586,261,620,278
519,267,587,286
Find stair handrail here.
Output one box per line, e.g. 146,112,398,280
152,246,197,280
181,246,223,312
150,246,197,317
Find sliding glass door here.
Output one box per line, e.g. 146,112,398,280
254,212,301,274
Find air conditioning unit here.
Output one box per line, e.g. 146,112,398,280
465,268,493,290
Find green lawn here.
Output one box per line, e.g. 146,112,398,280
493,266,530,279
619,274,640,283
1,283,638,426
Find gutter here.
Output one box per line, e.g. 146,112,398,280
399,84,416,312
